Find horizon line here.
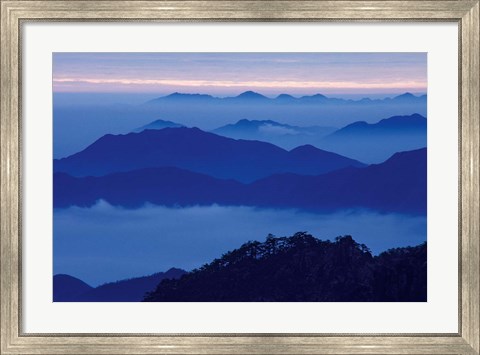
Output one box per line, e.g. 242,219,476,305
53,90,428,100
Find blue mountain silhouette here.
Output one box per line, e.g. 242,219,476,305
133,92,427,137
234,91,269,100
54,148,426,215
392,92,426,102
53,268,186,302
53,127,364,182
248,148,426,215
320,114,427,163
54,166,244,208
146,91,426,106
275,93,296,101
53,274,93,302
133,119,183,132
212,119,335,150
299,93,331,103
160,92,215,102
328,113,426,136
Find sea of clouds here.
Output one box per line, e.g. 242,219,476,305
54,201,427,286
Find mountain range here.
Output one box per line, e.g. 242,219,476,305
129,113,426,163
53,91,428,302
53,268,186,302
54,148,426,215
320,113,427,162
211,119,335,150
327,113,426,136
53,91,427,159
147,91,426,106
53,127,365,183
139,91,427,132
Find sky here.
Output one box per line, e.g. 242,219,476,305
53,52,427,97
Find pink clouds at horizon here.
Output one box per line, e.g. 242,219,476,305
53,52,427,96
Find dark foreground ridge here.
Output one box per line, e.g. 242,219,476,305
144,233,427,302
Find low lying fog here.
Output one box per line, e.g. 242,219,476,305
54,201,426,286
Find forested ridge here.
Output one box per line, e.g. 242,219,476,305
144,233,426,302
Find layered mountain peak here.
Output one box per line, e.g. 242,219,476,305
289,144,320,154
236,91,268,99
395,92,415,99
133,119,183,132
53,126,364,183
301,93,328,100
276,93,296,100
326,114,425,135
166,92,213,99
320,114,427,163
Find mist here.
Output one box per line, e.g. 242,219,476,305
53,92,427,158
54,201,426,286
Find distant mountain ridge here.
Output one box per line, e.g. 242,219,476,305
211,119,335,150
53,268,186,302
327,113,426,135
54,148,426,215
319,113,427,163
53,90,427,158
147,91,426,106
134,119,183,132
248,148,426,215
131,115,426,160
213,119,304,134
53,127,365,183
234,90,268,100
54,167,243,208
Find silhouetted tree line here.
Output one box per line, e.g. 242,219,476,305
144,233,426,302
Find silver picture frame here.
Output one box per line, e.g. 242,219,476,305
1,1,478,353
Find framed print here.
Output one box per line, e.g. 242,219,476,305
52,51,429,304
1,1,479,354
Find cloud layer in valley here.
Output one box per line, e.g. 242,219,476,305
54,201,426,286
